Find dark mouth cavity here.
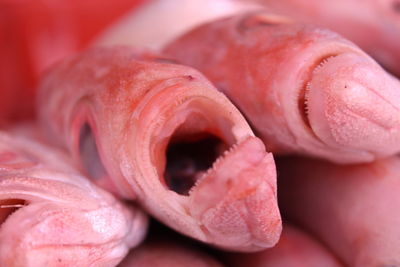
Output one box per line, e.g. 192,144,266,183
79,123,108,180
164,133,229,195
0,199,27,226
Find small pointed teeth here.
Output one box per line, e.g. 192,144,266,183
188,140,243,195
305,52,400,160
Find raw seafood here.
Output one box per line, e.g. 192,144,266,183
94,0,260,51
0,125,147,266
119,239,222,267
224,224,343,267
37,46,281,251
164,12,400,163
248,0,400,76
278,156,400,266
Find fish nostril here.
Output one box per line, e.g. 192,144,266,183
164,135,228,195
0,199,27,226
79,123,108,180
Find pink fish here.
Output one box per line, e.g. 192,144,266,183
278,156,400,266
120,239,223,267
224,224,343,267
37,46,281,251
0,125,148,266
248,0,400,76
94,0,260,51
164,12,400,164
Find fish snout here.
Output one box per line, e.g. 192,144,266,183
0,202,142,266
305,52,400,161
188,137,281,251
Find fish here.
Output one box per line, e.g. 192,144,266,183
247,0,400,77
119,238,223,267
37,46,281,251
224,224,343,267
277,156,400,266
0,124,148,267
164,11,400,164
94,0,260,51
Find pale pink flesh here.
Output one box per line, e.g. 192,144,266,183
278,156,400,266
37,47,281,251
225,224,343,267
163,11,400,163
0,125,148,266
248,0,400,76
93,0,261,51
119,239,223,267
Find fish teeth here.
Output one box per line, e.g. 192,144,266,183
304,82,312,116
188,140,243,195
313,55,337,73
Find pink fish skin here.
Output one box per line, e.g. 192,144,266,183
164,12,400,164
225,224,343,267
93,0,260,51
278,156,400,266
119,239,223,267
248,0,400,77
37,47,281,252
0,125,148,267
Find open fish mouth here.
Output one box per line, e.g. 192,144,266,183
138,80,254,198
0,199,27,227
164,118,231,196
299,53,339,131
294,43,400,162
128,78,280,250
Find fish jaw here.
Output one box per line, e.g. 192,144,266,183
188,137,281,251
305,52,400,161
164,12,400,163
0,203,129,266
271,27,400,163
0,128,148,267
123,80,281,251
0,176,148,267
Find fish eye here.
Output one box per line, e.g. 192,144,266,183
78,123,108,180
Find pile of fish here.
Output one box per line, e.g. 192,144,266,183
1,0,400,266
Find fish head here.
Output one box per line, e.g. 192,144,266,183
119,69,281,251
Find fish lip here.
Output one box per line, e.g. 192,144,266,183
126,81,281,250
277,37,372,156
186,137,280,250
133,81,252,193
305,52,400,161
125,80,257,242
295,44,358,136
